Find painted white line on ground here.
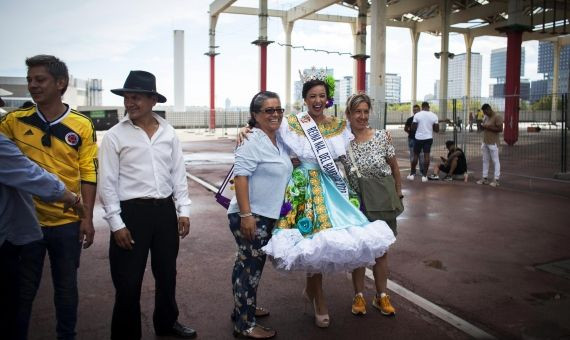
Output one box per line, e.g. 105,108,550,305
365,269,496,339
186,173,496,339
186,172,219,193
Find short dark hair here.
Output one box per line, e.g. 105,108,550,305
302,79,330,99
445,140,455,149
481,103,491,111
248,91,281,128
25,55,69,95
421,101,430,110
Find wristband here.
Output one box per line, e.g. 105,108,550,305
399,195,404,199
238,212,253,218
72,194,81,205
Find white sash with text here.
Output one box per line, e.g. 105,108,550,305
296,112,348,198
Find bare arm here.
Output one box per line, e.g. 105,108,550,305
79,183,96,248
387,156,402,198
234,176,256,241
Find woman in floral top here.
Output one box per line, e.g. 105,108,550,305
343,93,403,318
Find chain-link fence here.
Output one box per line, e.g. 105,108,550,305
375,94,569,179
81,93,568,179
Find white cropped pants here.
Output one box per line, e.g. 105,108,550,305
481,143,500,180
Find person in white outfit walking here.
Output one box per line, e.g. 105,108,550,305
476,104,503,187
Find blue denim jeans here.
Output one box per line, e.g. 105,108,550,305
408,138,424,174
17,222,81,340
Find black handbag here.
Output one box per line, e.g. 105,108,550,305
348,145,404,222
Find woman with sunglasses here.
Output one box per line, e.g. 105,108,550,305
227,91,292,339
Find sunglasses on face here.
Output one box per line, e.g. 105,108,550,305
259,108,285,115
41,124,52,147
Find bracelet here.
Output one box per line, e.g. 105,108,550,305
238,212,253,218
72,194,81,205
399,195,404,199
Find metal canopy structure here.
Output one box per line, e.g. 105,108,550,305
207,0,569,144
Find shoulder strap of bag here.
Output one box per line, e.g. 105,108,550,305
346,142,363,178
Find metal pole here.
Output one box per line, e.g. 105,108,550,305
553,0,557,34
530,0,534,28
560,93,568,173
543,0,546,33
383,101,388,130
453,99,458,145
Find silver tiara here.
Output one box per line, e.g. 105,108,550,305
299,67,327,83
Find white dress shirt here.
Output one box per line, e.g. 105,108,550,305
98,113,191,232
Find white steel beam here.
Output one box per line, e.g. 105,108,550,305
286,0,338,22
210,0,238,17
386,0,439,19
370,0,387,128
416,2,508,33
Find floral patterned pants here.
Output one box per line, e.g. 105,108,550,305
228,213,275,332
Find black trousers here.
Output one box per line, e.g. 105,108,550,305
0,241,22,340
109,199,180,340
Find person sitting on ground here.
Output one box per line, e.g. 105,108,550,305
428,140,467,181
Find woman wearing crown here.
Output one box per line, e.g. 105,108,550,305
252,69,396,328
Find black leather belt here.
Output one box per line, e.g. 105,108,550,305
123,195,173,206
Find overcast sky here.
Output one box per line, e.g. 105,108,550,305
0,0,542,107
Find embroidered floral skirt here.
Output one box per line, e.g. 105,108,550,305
262,163,396,273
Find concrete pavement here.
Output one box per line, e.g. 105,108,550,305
26,131,570,339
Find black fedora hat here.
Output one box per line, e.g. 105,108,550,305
111,70,167,103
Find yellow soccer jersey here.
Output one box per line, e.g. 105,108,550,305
0,105,98,226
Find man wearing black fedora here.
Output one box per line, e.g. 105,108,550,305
98,70,196,339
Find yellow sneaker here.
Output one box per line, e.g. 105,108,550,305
351,293,367,315
372,294,396,316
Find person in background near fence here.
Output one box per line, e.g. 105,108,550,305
476,104,503,187
342,93,401,318
98,70,196,339
0,54,98,340
428,140,467,181
407,101,439,183
227,91,292,339
476,109,484,131
404,104,424,174
468,112,474,132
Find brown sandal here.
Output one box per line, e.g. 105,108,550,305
233,325,276,339
255,306,270,317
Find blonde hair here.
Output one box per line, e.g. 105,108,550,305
345,93,372,117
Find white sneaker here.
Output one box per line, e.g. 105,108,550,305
421,176,428,183
476,178,489,185
489,180,500,187
407,174,415,181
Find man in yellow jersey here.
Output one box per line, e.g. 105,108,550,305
0,55,97,340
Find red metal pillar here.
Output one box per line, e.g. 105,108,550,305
260,43,268,91
352,54,369,93
504,30,523,145
253,40,272,92
209,54,216,130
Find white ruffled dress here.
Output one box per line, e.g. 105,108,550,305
261,114,396,273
